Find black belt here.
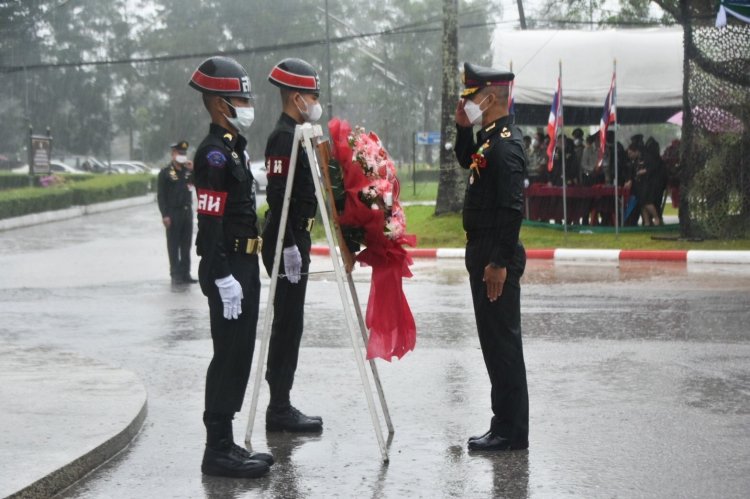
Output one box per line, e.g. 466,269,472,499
229,237,263,255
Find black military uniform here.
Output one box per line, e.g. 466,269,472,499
157,140,195,284
455,62,529,452
261,58,323,432
189,55,272,478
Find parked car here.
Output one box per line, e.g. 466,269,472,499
11,161,85,175
111,161,153,174
127,161,159,175
250,160,267,193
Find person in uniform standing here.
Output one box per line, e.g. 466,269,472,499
188,55,273,478
261,58,323,433
157,140,197,284
454,62,529,452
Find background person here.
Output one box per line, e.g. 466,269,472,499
157,140,196,284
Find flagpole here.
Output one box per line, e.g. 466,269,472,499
560,60,567,234
509,60,514,109
613,59,619,236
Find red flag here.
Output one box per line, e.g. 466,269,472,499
546,77,562,172
597,72,617,169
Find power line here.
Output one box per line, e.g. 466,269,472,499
0,16,668,74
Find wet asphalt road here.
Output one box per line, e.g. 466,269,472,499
1,202,749,498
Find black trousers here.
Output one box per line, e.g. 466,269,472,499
465,238,529,443
166,208,192,278
261,228,311,407
199,252,261,415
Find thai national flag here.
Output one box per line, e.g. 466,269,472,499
597,73,617,169
546,77,562,172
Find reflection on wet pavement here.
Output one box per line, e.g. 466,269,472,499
1,203,749,498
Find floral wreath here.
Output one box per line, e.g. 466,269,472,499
329,118,417,361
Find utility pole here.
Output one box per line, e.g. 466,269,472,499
325,0,333,120
435,0,462,215
517,0,527,29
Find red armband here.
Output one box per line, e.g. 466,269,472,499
196,189,227,216
266,156,290,177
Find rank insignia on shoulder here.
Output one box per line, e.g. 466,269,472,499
206,150,227,168
231,151,239,160
222,133,233,144
501,127,511,138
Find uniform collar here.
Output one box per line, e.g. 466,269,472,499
477,114,513,142
209,123,246,151
280,112,300,127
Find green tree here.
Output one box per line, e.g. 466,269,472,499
0,0,130,161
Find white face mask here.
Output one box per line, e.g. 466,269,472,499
296,94,323,123
224,100,255,131
175,154,188,164
463,95,489,126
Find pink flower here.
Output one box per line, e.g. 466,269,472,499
374,178,391,197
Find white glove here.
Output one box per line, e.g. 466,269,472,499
215,275,243,320
283,245,302,284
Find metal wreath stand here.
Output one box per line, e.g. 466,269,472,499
245,123,394,463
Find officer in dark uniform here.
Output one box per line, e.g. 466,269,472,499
157,140,197,284
455,62,529,452
188,55,273,478
261,58,323,433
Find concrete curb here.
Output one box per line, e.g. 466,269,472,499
310,245,750,264
10,404,148,499
1,345,148,499
0,193,156,232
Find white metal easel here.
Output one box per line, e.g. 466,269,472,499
245,123,394,462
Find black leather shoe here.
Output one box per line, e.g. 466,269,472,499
266,405,323,433
468,432,529,452
182,275,198,283
468,429,491,443
201,446,270,478
231,443,274,466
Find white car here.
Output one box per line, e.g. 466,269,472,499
12,161,85,175
250,160,267,193
111,161,154,174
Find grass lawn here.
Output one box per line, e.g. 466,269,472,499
309,204,750,250
398,181,438,202
402,205,750,250
298,187,749,251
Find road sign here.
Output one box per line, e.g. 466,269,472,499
415,131,440,145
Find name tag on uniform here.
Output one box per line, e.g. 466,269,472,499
196,189,227,216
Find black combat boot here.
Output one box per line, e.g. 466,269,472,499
222,415,274,466
201,413,271,478
266,404,323,433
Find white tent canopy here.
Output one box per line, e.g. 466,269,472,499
492,28,683,112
